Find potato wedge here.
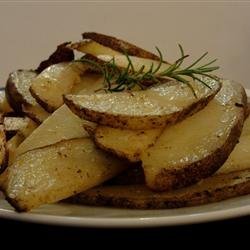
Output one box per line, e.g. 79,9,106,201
216,114,250,175
64,77,221,130
5,70,49,123
4,117,37,166
69,169,250,209
6,134,24,167
0,125,6,173
4,117,30,132
22,103,48,124
69,112,250,207
36,42,74,73
3,116,35,139
97,54,171,73
5,70,37,112
30,62,87,112
1,138,127,211
16,72,104,158
99,107,250,186
142,80,247,191
68,40,122,57
0,89,13,114
81,32,161,61
15,105,93,157
94,126,163,162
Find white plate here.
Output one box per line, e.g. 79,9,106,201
0,90,250,228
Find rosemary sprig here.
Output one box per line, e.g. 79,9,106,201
76,45,220,94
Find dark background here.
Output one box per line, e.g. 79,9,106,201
0,216,249,243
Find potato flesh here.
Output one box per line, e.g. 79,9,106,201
0,91,12,113
6,70,49,123
0,125,6,170
1,138,127,211
22,103,49,123
10,70,38,105
15,105,91,157
4,117,30,132
30,62,86,112
142,80,245,187
69,40,122,56
65,77,220,129
95,126,163,162
71,73,104,94
97,54,170,73
217,115,250,174
16,73,104,157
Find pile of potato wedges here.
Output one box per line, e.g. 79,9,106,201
0,32,250,212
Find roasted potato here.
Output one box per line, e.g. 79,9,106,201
4,116,37,165
5,70,49,123
15,105,93,157
4,116,34,139
6,134,24,166
16,73,104,157
142,80,247,191
69,112,250,208
21,103,49,124
97,54,170,73
4,117,30,132
30,62,87,112
81,32,162,61
69,169,250,209
0,89,13,114
64,77,221,130
94,126,163,162
216,114,250,175
0,125,6,173
36,42,74,73
1,138,128,211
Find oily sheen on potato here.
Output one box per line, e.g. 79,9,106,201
15,105,93,157
5,70,49,123
94,126,163,162
0,138,127,211
141,80,247,191
0,90,13,114
64,77,221,130
0,125,6,173
30,62,87,112
69,115,250,209
216,115,250,175
15,74,105,158
71,170,250,209
69,32,161,60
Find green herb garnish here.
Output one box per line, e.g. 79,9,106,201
76,45,220,95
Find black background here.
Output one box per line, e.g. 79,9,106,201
0,215,249,243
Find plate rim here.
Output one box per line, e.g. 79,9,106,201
1,200,250,228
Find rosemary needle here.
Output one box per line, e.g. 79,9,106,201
76,45,220,95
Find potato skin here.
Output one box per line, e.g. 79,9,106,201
5,70,37,112
146,88,247,191
67,169,250,209
36,42,74,73
64,89,218,130
82,32,161,61
0,125,7,174
29,87,55,113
